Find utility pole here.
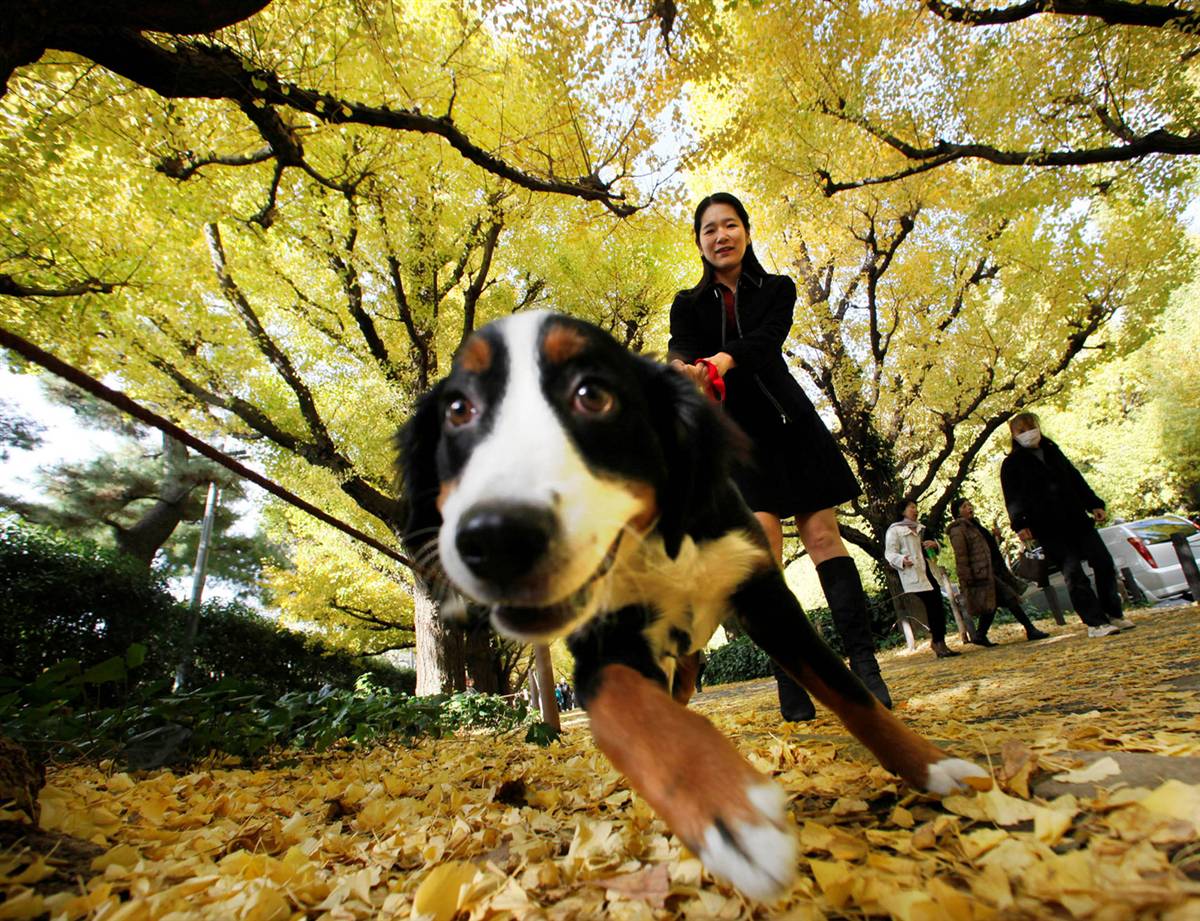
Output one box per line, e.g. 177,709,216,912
174,481,219,692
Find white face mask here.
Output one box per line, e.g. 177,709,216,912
1015,428,1042,448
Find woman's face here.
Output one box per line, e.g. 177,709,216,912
904,502,918,521
696,203,748,274
959,500,974,519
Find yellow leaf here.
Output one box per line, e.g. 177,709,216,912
1139,779,1200,825
969,863,1013,910
890,804,915,828
412,862,480,921
106,773,136,793
92,843,140,872
959,828,1007,859
928,877,973,921
1033,806,1073,845
0,889,44,921
809,859,853,908
1051,756,1122,784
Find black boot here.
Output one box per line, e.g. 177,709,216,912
773,664,816,721
1008,604,1050,640
818,556,893,709
970,608,996,646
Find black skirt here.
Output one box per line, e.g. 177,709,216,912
729,403,861,519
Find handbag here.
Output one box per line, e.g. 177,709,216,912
1012,544,1048,585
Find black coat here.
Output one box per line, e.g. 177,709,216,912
1000,437,1104,538
667,268,813,429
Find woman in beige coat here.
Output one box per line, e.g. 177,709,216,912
947,498,1050,645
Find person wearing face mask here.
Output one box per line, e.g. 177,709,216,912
885,499,960,658
947,497,1051,645
667,192,892,721
1000,412,1135,638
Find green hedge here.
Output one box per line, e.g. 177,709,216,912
0,518,412,695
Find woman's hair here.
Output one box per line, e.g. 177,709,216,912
895,498,916,521
950,497,967,518
1008,411,1042,446
1008,411,1040,432
688,192,767,290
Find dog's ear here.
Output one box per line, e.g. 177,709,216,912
642,360,745,560
395,380,446,559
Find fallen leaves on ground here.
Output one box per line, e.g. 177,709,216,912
3,606,1200,919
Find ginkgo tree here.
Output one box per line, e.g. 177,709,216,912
677,0,1195,585
0,0,674,693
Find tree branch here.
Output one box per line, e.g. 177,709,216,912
0,273,121,298
49,32,638,215
815,98,1200,195
922,0,1200,30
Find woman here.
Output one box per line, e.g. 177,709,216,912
667,192,890,720
1000,412,1135,638
885,499,959,658
947,497,1050,645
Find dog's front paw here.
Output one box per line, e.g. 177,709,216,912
696,781,797,901
923,757,992,795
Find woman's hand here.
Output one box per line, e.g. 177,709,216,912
901,555,913,568
1091,508,1106,524
700,352,736,376
921,539,939,550
670,359,709,389
1017,528,1033,542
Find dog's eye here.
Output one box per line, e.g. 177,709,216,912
445,396,478,428
572,381,616,416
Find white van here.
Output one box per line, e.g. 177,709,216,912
1097,514,1200,601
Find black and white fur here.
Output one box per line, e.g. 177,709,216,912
398,310,988,900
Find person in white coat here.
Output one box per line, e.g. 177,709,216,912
885,499,960,659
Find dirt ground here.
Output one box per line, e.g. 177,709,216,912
3,605,1199,920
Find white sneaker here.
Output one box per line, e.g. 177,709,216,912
1088,624,1121,638
1110,617,1136,630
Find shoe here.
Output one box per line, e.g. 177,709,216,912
1109,617,1136,630
1087,624,1121,638
1025,628,1051,641
969,636,996,647
931,642,961,658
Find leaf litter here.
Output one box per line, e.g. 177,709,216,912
3,605,1199,919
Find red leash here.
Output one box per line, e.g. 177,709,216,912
694,358,726,403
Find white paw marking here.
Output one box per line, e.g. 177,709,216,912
924,757,990,795
697,782,798,901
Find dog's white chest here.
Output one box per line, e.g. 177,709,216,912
601,530,769,673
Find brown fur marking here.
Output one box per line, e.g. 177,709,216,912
588,664,771,851
437,479,458,512
542,321,588,365
459,335,492,374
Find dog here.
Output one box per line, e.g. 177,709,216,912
397,310,989,900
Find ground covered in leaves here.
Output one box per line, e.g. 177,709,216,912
4,605,1199,920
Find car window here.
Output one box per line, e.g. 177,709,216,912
1127,518,1199,544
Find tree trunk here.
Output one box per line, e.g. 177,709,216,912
533,644,560,731
464,620,500,694
113,433,198,567
414,581,459,695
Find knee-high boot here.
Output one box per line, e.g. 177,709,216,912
818,556,894,709
773,663,816,721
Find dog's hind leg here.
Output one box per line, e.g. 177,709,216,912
734,570,991,796
582,662,797,901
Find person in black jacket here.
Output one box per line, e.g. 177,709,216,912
1000,412,1135,638
667,192,891,720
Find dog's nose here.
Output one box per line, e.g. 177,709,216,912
456,503,557,583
